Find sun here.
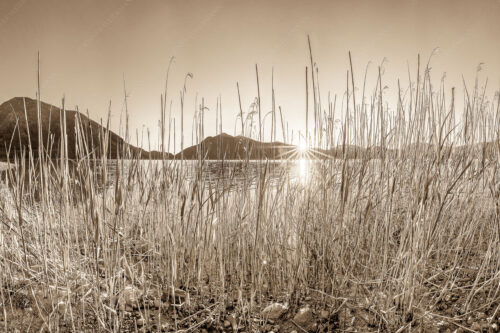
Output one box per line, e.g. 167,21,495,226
298,141,308,153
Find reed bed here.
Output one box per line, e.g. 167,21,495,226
1,49,500,332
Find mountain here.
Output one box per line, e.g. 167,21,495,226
175,133,297,160
175,134,389,160
0,97,173,160
4,97,490,163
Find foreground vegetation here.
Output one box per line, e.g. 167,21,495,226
1,50,500,332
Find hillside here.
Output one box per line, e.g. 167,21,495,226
0,97,172,160
3,97,495,163
174,133,297,160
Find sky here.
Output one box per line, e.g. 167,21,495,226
0,0,499,151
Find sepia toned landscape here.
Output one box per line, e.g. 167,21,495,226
1,1,500,332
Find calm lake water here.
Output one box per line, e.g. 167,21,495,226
105,159,327,190
0,159,338,192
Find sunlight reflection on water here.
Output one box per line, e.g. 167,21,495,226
297,159,311,185
104,159,326,190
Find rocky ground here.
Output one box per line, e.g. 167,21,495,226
1,274,500,332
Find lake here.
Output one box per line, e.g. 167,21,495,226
103,159,328,190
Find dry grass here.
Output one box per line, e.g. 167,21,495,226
1,49,500,332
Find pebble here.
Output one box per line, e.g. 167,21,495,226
56,301,66,315
471,321,490,331
320,310,329,320
153,298,161,308
261,303,288,320
293,307,315,331
119,285,142,311
162,287,187,302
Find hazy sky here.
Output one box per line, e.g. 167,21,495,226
0,0,499,151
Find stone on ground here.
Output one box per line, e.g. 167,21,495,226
261,303,288,320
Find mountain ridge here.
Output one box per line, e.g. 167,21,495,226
1,97,498,162
0,97,172,160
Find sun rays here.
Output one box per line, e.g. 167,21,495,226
271,142,330,162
